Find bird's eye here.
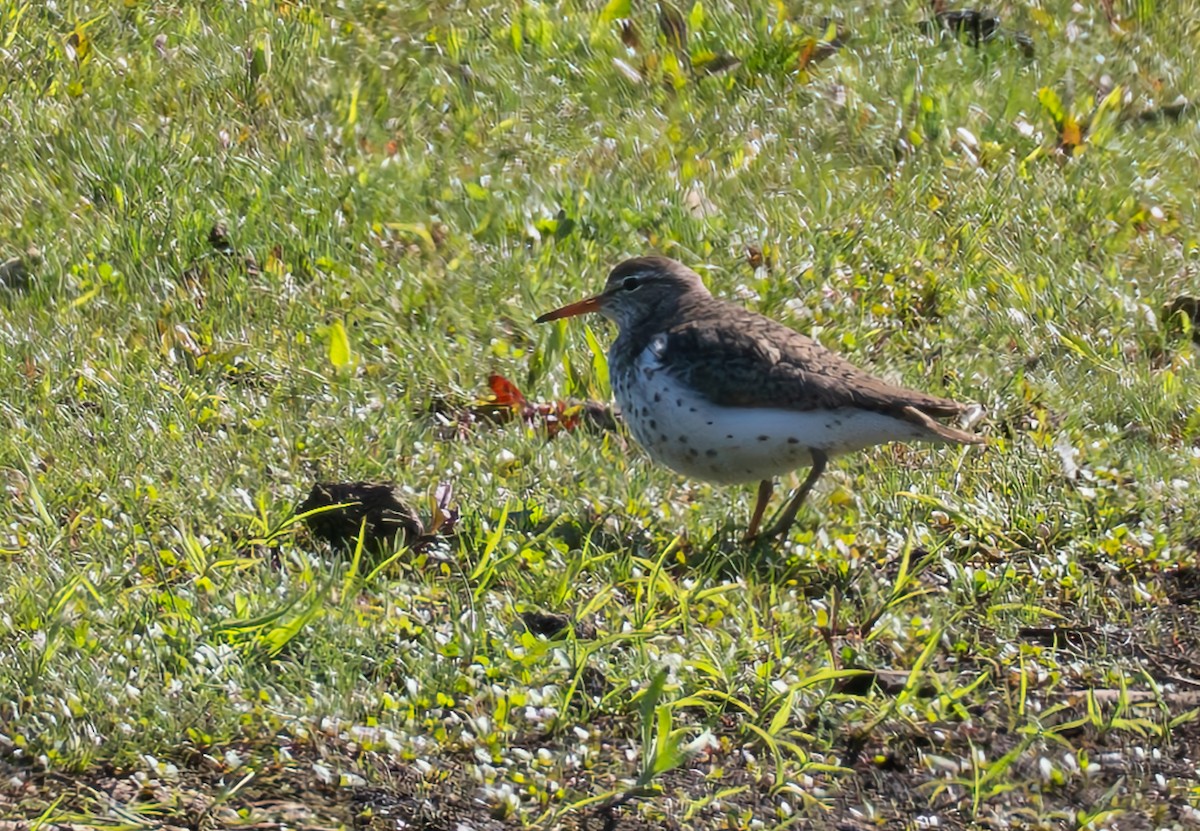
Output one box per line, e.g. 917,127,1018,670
621,276,641,291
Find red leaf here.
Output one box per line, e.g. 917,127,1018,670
488,373,527,408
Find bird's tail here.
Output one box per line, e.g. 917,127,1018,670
899,405,986,445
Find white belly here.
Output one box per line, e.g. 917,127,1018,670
612,341,934,485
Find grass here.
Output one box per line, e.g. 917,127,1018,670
3,0,1200,827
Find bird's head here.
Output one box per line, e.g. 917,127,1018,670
535,256,710,332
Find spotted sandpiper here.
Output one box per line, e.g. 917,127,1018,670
536,256,984,541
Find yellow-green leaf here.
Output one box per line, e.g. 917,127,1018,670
1087,83,1124,148
599,0,632,23
328,319,352,369
346,80,359,126
1037,86,1064,123
583,324,610,395
4,3,31,49
249,33,271,84
769,690,796,736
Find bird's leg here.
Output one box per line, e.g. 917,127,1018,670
741,479,774,543
763,450,828,540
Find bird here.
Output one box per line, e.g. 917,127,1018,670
535,255,985,541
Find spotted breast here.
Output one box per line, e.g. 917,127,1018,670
611,334,934,485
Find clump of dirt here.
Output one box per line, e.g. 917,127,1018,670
0,255,32,291
920,8,1034,56
297,482,424,552
520,610,598,640
1164,565,1200,604
1165,296,1200,344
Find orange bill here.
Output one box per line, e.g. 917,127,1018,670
535,295,602,323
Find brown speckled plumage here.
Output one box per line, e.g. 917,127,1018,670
600,257,976,439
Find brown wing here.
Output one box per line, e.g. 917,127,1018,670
662,302,970,420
